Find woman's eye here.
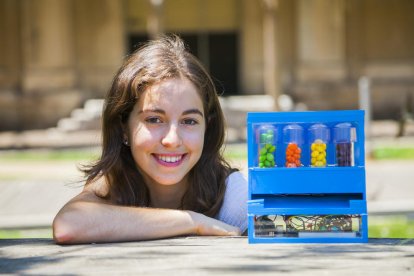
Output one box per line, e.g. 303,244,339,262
145,117,162,124
182,118,198,125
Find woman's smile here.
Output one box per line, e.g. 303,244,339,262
153,153,187,167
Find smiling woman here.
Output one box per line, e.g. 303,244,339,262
52,34,248,244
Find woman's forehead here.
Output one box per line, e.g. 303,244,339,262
137,78,204,113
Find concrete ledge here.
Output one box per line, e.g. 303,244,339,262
0,214,54,229
368,200,414,216
0,237,413,275
0,129,101,149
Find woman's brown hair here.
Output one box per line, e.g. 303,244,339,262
82,34,235,218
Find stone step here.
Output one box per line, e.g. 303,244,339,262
56,99,104,132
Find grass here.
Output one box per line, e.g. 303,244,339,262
0,147,101,162
372,147,414,160
368,215,414,239
223,143,248,160
0,228,52,239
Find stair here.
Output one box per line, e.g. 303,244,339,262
56,99,104,132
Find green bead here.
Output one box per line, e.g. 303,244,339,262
265,135,274,143
260,148,267,155
269,145,276,153
260,133,267,143
266,153,274,161
259,155,266,162
259,162,264,168
264,160,270,167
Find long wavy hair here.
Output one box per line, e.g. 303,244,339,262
82,35,235,218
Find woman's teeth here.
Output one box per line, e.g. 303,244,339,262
158,155,182,163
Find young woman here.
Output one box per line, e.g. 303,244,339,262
53,35,247,244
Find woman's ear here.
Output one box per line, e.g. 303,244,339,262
123,134,129,146
121,123,130,146
207,115,211,124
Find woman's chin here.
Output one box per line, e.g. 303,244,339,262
153,176,186,186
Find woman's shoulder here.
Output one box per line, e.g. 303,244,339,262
223,170,248,201
216,170,248,232
226,170,247,186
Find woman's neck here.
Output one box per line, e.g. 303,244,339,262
144,176,188,209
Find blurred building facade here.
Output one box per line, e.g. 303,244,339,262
0,0,413,130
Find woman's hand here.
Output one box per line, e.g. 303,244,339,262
187,211,241,236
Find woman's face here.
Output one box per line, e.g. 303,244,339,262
126,77,206,188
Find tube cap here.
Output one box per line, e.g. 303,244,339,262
309,123,330,143
283,124,304,144
258,124,277,144
333,123,357,143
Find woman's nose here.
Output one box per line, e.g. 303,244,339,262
161,124,182,147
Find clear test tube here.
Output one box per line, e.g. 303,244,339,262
333,123,356,167
257,124,277,168
283,124,304,168
309,124,330,167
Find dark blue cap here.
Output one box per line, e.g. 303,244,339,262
333,123,357,143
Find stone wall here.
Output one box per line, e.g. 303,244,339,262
0,0,125,130
0,0,413,131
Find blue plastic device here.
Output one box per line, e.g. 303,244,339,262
247,110,368,243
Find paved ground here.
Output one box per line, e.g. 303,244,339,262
0,120,414,230
0,160,84,229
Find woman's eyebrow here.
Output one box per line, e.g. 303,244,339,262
138,108,203,117
182,109,204,118
138,108,165,115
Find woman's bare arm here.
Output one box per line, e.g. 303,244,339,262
52,182,240,244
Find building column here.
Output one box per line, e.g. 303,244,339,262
19,0,82,129
74,0,126,98
240,0,264,95
147,0,164,39
0,0,21,129
296,0,346,82
262,0,280,110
